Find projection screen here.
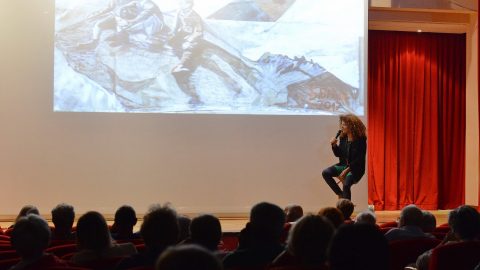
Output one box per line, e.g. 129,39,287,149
0,0,367,216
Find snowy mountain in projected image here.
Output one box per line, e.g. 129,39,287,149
54,0,365,114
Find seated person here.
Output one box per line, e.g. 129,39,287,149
271,215,334,269
222,202,286,269
329,223,388,270
8,205,40,229
354,210,377,226
177,215,192,243
183,214,222,252
10,214,69,270
51,203,75,241
110,205,141,241
384,204,433,242
70,211,137,265
336,199,355,223
284,204,303,223
420,210,437,234
156,244,223,270
317,207,344,228
116,204,179,269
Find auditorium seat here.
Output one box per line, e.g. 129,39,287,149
0,258,20,270
0,235,10,241
0,250,19,260
388,238,440,270
379,221,398,228
433,226,450,233
379,227,394,234
46,244,78,258
72,256,126,270
219,232,240,251
429,241,480,270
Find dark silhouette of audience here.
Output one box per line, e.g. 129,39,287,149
384,204,432,242
110,205,140,241
116,204,179,269
177,215,192,243
354,209,377,225
10,214,69,270
222,202,286,269
50,203,75,241
317,207,344,228
9,205,40,229
184,214,222,252
420,210,437,234
284,204,304,223
272,214,334,269
71,211,137,265
329,223,389,270
156,244,223,270
336,199,354,222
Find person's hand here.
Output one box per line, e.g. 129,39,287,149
330,137,338,145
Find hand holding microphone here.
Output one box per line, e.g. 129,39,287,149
330,130,342,145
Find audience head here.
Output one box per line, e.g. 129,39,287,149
448,205,480,241
420,211,436,233
141,204,179,251
76,211,112,251
329,223,389,270
336,199,354,220
15,205,39,223
317,207,344,228
284,204,304,223
156,244,222,270
51,203,75,231
177,215,192,243
287,215,334,265
11,214,51,259
113,205,137,229
190,214,222,251
355,210,377,225
249,202,286,243
399,204,423,227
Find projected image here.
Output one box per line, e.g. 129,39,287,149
54,0,365,114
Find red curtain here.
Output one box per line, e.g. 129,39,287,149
368,30,466,210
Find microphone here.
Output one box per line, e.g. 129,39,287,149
335,130,342,139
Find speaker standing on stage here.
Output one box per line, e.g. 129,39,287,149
322,114,367,200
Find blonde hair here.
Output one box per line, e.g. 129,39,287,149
339,114,366,140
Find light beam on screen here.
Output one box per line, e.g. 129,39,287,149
53,0,365,115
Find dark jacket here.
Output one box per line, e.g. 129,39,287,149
332,136,366,177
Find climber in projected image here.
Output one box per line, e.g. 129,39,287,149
78,0,167,50
169,0,204,104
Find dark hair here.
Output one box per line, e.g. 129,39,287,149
287,215,334,265
420,211,436,233
339,114,366,140
448,205,480,240
114,205,137,227
11,214,51,258
51,203,75,229
141,205,179,250
284,204,304,223
399,204,423,227
76,211,112,251
15,205,39,223
190,214,222,251
250,202,286,242
336,199,354,220
329,223,388,270
177,215,192,243
156,244,223,270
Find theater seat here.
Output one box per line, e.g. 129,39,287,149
46,244,78,258
0,258,20,270
429,241,480,270
388,238,440,270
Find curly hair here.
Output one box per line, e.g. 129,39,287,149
339,114,366,140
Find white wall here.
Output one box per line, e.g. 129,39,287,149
0,0,368,216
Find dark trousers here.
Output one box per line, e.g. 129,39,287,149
322,165,362,200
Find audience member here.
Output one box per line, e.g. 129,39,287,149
185,214,222,252
416,205,480,270
420,210,437,234
329,223,389,270
177,215,192,243
284,204,304,223
71,211,137,265
10,214,69,270
9,205,40,229
51,203,75,241
355,210,377,225
222,202,285,269
156,244,223,270
336,199,354,222
272,215,334,268
317,207,344,228
110,205,140,241
116,204,179,269
384,204,432,242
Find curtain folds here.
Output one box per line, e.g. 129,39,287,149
368,31,466,210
